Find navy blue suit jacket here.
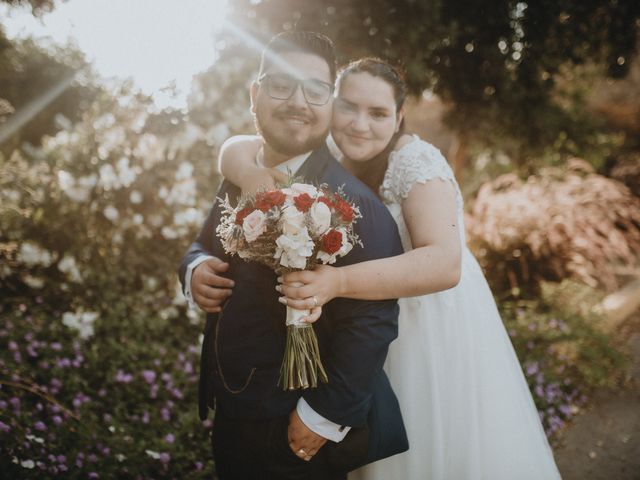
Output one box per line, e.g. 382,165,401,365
178,142,408,467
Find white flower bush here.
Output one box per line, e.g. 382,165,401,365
0,57,255,478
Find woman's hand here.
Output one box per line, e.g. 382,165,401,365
276,265,345,323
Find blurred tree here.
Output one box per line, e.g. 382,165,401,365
0,0,60,15
222,0,640,165
0,26,98,155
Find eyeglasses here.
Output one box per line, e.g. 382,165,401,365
258,73,334,106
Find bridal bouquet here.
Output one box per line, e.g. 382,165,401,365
216,182,361,390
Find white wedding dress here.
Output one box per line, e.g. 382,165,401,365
349,137,561,479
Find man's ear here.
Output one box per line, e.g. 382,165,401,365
395,107,405,132
249,82,259,114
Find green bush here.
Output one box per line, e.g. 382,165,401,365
500,280,627,439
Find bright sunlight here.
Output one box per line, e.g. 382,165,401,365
1,0,229,109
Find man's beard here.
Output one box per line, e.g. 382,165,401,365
254,105,329,157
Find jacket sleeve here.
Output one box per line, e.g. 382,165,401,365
302,193,403,428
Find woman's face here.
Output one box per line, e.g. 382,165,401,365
331,72,403,163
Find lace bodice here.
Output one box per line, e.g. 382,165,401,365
379,136,465,249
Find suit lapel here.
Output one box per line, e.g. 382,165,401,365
296,142,333,183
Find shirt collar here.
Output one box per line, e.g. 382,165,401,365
258,150,313,176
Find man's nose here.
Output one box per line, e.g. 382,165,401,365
286,84,308,108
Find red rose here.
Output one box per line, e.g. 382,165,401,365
255,190,286,212
334,198,354,222
321,229,343,255
234,207,252,225
294,193,315,212
317,196,334,210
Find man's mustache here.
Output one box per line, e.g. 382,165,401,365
274,108,314,122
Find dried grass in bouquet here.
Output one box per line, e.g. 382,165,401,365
216,181,361,390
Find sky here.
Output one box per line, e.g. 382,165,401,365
1,0,230,109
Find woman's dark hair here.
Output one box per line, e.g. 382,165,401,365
258,31,337,82
336,57,408,195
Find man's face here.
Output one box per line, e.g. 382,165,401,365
251,52,333,157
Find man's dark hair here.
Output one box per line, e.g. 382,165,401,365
258,31,337,82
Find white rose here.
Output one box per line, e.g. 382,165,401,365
242,210,267,242
290,183,318,196
309,201,331,235
282,183,318,198
280,206,305,235
275,230,314,269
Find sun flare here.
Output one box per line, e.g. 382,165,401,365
1,0,230,108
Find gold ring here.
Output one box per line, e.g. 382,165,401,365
297,448,307,457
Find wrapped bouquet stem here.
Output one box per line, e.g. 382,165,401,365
216,181,361,390
281,281,328,390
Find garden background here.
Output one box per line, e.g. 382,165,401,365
1,0,639,478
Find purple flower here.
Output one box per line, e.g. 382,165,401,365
159,452,171,464
142,411,150,424
164,433,175,444
184,361,194,374
141,370,156,384
195,461,203,470
53,416,63,426
115,370,133,383
161,408,171,422
50,342,62,351
56,358,71,368
34,421,47,431
89,472,99,479
0,421,11,433
8,341,18,351
525,362,539,376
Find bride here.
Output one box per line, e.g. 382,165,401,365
218,57,561,479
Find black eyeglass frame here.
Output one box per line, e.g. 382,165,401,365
257,73,335,106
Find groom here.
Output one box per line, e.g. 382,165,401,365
179,31,407,479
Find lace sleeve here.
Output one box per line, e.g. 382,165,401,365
380,139,459,205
